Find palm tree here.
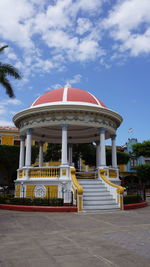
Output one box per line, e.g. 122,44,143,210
0,45,22,98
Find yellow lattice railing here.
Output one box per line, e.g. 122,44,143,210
18,170,26,178
28,168,60,178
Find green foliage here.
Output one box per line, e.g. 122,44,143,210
0,45,22,98
136,163,150,182
0,196,64,206
124,195,143,204
44,143,61,162
0,145,38,186
106,149,130,165
132,141,150,157
73,143,96,167
31,145,39,164
44,143,130,167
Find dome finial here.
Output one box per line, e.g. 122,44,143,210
64,82,71,89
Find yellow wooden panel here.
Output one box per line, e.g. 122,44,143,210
45,185,58,198
15,185,20,197
26,185,36,198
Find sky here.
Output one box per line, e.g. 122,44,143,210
0,0,150,146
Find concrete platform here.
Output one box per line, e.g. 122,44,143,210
0,202,150,267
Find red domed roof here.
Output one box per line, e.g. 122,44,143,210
31,87,106,108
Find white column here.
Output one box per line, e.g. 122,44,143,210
68,144,73,166
39,141,43,167
96,142,100,168
25,128,32,167
99,128,106,167
111,134,117,168
19,135,25,168
61,125,68,165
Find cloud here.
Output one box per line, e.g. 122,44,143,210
0,0,105,79
103,0,150,56
0,106,7,115
0,99,22,106
76,18,93,35
66,74,82,85
0,0,34,49
1,0,150,81
0,120,14,126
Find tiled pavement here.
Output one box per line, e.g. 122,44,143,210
0,201,150,267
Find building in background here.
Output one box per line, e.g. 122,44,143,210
0,126,20,146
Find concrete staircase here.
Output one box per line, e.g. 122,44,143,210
78,179,119,211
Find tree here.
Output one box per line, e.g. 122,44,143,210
0,45,21,97
106,148,130,166
136,164,150,183
132,141,150,157
136,164,150,200
43,143,130,168
44,143,61,162
0,145,38,187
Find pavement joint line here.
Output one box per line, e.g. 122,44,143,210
62,233,118,266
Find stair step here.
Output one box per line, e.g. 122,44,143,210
83,199,116,205
76,178,120,211
83,188,108,192
83,208,120,212
83,195,113,200
83,204,119,210
79,180,101,184
84,192,111,196
82,185,106,189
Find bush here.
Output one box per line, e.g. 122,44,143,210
0,196,64,206
124,195,143,204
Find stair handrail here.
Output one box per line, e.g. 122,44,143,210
71,167,83,211
100,169,125,210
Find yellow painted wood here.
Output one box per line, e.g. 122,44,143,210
71,168,83,211
45,185,58,198
29,168,59,178
26,185,36,198
109,169,117,178
100,169,125,209
15,185,20,197
2,135,13,145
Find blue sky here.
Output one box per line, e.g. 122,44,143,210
0,0,150,145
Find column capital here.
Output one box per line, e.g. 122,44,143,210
60,124,69,129
26,128,32,135
20,135,25,141
111,134,116,140
99,127,105,134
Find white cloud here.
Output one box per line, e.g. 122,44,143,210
66,74,82,85
1,0,150,80
0,107,7,115
0,120,14,126
76,18,93,35
0,99,22,106
104,0,150,56
0,0,34,49
50,84,63,90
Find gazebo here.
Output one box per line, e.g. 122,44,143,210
13,85,124,211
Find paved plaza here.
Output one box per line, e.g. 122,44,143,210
0,203,150,267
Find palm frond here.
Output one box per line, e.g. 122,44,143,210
0,63,22,79
0,75,15,98
0,45,9,53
